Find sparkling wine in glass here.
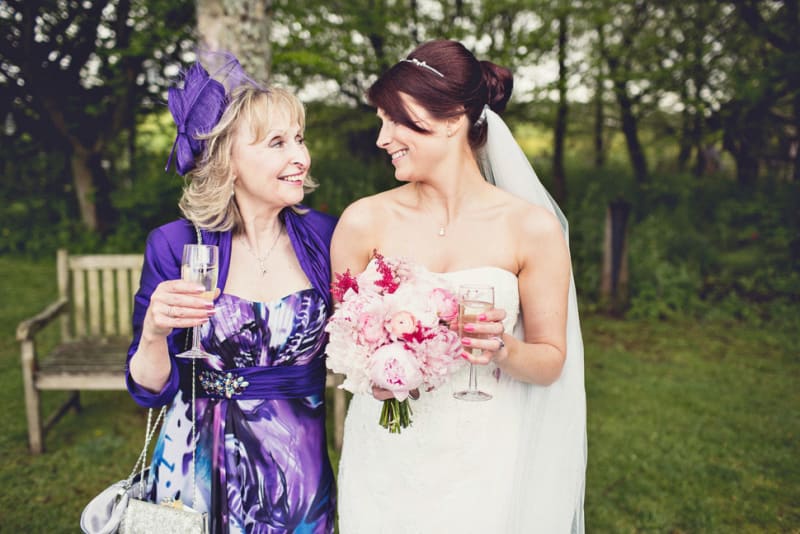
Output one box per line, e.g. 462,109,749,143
176,244,219,359
453,284,494,401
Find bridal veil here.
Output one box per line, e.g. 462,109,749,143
479,108,587,533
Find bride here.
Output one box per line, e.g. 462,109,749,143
330,40,586,533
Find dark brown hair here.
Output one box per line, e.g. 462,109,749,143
367,40,513,150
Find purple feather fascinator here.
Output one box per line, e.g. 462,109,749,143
165,52,261,175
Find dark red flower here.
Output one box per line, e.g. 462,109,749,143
331,269,359,302
372,250,400,293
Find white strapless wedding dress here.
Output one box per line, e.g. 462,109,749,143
337,267,586,533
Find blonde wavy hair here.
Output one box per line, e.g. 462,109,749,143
178,85,317,232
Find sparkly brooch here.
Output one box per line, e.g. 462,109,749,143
199,370,250,398
400,58,445,78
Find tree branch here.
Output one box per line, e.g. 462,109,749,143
731,0,790,52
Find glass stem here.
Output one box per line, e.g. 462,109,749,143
192,326,201,350
468,361,478,392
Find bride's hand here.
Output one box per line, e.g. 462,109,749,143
460,307,509,365
371,386,420,401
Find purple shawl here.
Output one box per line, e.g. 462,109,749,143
125,207,337,407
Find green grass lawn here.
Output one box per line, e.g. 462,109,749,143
0,255,797,532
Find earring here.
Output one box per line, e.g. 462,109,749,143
446,128,452,137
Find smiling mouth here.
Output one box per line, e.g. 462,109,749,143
279,173,305,184
390,149,408,161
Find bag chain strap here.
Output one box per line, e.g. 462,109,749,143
125,224,205,509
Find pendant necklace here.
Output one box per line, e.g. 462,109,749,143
240,225,283,276
416,184,448,237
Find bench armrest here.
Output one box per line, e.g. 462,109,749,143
16,297,69,342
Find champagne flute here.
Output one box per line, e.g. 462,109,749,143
176,244,219,359
453,284,494,401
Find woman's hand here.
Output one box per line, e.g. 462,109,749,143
371,386,420,401
459,307,509,365
141,280,218,339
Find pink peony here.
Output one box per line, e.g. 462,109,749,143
430,287,458,323
368,342,423,400
411,328,464,390
386,311,417,339
356,311,388,348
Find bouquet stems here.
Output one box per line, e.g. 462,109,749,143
379,398,413,433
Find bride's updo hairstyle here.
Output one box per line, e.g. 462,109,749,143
367,39,513,150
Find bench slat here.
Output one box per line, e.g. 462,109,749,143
69,255,144,269
73,268,86,337
103,268,115,335
88,268,101,336
117,269,131,336
131,268,141,300
37,375,126,390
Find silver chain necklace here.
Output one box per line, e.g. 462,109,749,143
240,226,283,276
416,184,448,237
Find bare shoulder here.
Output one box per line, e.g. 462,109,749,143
331,187,407,273
518,202,563,241
489,187,563,240
335,189,398,236
498,193,568,268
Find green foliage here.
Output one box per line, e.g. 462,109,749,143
0,110,183,257
0,0,195,235
626,212,706,320
531,141,800,323
105,111,185,253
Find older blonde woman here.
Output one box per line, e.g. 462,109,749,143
126,56,336,533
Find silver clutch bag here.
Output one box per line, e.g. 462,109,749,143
82,279,207,534
119,499,207,534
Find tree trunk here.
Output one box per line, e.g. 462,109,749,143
70,144,115,234
552,12,568,204
677,82,693,174
794,91,800,182
70,147,98,232
593,24,606,169
601,199,631,315
722,104,764,187
614,79,648,183
691,110,706,177
197,0,273,82
733,147,760,186
677,111,691,172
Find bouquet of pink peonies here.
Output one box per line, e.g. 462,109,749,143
325,252,463,433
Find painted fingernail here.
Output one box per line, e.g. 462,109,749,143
461,338,472,346
463,324,475,332
477,313,487,321
460,352,470,360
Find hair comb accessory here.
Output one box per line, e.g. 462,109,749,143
400,57,445,78
165,52,261,176
473,104,489,128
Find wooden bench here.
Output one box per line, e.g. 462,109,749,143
17,249,346,454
